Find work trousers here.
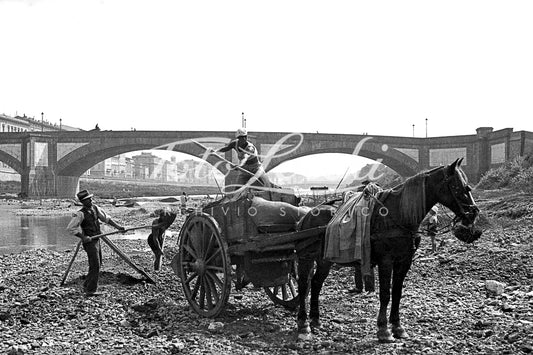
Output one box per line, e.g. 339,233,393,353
82,238,102,293
354,261,375,292
147,228,165,271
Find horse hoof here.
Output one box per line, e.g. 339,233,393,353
297,321,311,334
392,326,409,339
310,318,321,329
297,322,312,342
377,328,395,343
297,331,313,342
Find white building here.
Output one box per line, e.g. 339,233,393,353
0,113,79,181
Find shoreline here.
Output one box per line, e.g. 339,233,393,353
0,179,221,200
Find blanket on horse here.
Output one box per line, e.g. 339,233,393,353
324,184,380,276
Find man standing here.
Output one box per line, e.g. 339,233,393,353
421,206,439,252
215,128,270,190
67,189,125,296
180,191,188,215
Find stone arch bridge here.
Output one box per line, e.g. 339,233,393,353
0,127,531,198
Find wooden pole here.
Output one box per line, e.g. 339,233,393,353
59,224,158,286
100,236,156,284
59,240,82,286
190,139,260,179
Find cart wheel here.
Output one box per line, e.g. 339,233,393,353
264,260,299,310
178,213,231,317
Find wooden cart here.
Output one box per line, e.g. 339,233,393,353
173,191,327,317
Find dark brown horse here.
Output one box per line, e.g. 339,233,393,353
296,158,481,342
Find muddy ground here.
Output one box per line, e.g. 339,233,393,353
0,190,532,354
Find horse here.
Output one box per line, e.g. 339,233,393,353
295,158,481,342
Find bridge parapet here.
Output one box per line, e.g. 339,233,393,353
0,127,531,198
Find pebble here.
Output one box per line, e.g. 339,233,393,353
485,280,506,295
0,311,12,321
521,343,533,353
501,302,515,312
207,321,224,333
506,332,521,343
170,340,185,352
7,345,30,354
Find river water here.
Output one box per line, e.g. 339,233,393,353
0,205,77,255
0,204,150,255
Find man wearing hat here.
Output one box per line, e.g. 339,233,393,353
67,189,125,296
420,205,439,252
215,128,271,190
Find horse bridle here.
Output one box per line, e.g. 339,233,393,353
440,169,478,225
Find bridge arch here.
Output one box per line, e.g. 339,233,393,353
264,140,420,179
57,139,228,177
0,151,22,175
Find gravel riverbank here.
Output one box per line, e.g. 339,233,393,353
1,191,532,354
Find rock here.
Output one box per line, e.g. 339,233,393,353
207,321,224,333
505,332,521,343
485,280,506,295
7,345,30,354
119,320,131,327
144,329,159,338
0,311,12,321
170,340,186,352
521,343,533,353
501,302,514,312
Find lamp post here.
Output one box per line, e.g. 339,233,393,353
59,118,62,131
41,112,44,132
425,118,428,138
412,124,415,137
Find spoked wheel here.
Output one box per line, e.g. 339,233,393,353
264,260,299,310
178,213,231,317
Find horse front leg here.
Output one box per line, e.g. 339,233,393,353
377,261,394,343
296,258,314,340
309,259,332,329
390,257,413,339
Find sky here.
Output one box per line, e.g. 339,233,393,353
1,0,533,176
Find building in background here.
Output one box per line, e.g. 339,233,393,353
0,113,79,181
1,113,79,133
1,113,219,185
88,155,127,178
82,153,219,185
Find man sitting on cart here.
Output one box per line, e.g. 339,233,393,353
215,128,271,193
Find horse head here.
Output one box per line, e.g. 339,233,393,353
430,158,482,243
